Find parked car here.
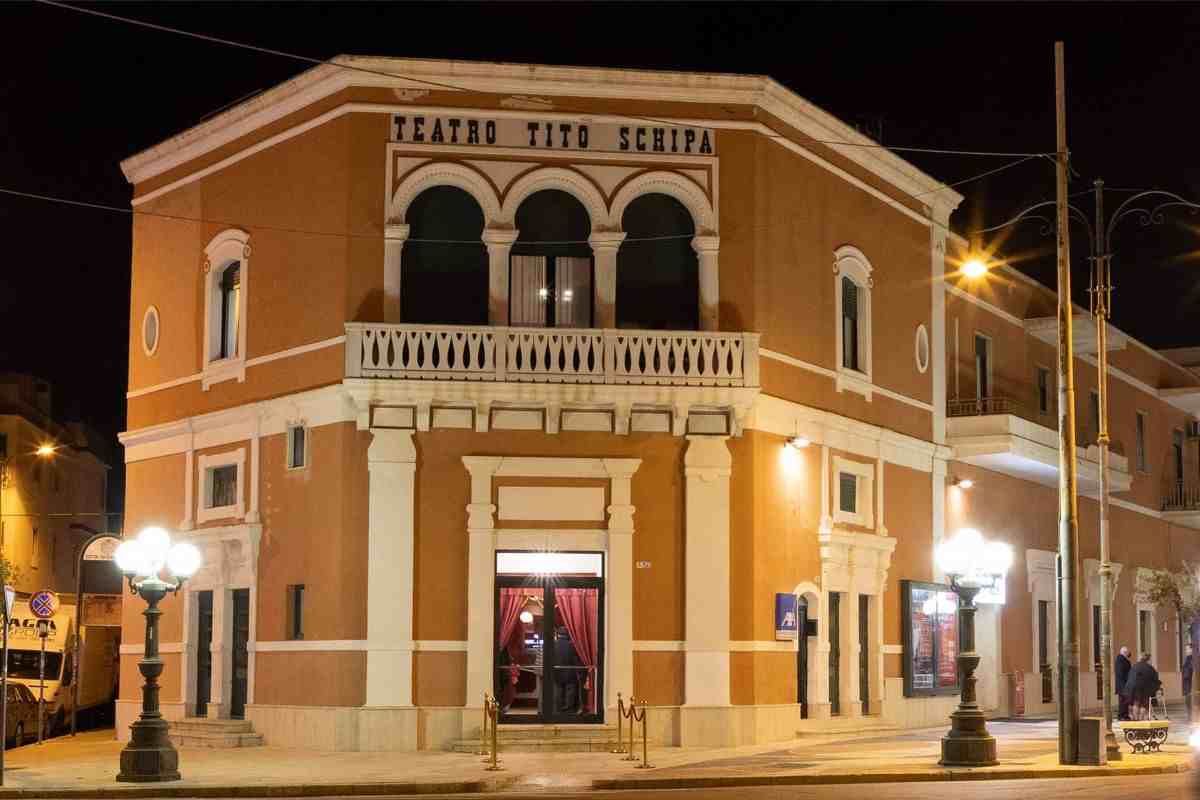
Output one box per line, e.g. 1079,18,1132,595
5,683,38,747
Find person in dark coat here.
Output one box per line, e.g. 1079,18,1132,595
1183,644,1194,721
1124,652,1161,720
1115,646,1133,721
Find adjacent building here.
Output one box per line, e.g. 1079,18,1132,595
115,57,1200,750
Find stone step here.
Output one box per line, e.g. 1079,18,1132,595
170,731,265,749
450,736,618,753
169,717,255,734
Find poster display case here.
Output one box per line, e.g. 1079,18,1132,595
901,580,960,697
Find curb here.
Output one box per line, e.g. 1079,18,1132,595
0,779,502,798
592,759,1193,790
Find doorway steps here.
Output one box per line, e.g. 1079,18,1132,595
794,716,898,737
168,717,264,748
451,723,618,753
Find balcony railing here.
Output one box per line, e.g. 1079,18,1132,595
1163,482,1200,512
947,396,1026,418
344,323,760,387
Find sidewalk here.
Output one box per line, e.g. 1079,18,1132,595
0,720,1192,798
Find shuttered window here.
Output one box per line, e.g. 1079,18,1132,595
841,277,859,371
838,472,858,514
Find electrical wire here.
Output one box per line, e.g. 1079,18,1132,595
33,0,1053,161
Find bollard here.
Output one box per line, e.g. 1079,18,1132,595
622,696,638,762
484,694,503,771
611,693,628,754
634,698,653,769
479,692,492,757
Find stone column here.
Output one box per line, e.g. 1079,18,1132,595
463,457,501,713
365,428,417,707
483,229,519,325
681,436,733,746
603,458,640,711
842,585,862,717
383,223,410,323
589,232,626,328
206,588,231,719
692,235,721,332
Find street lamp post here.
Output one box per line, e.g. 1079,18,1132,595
974,182,1200,760
113,527,201,783
936,528,1013,767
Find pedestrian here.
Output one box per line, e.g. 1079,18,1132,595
1115,646,1133,721
1183,644,1193,720
1124,652,1161,720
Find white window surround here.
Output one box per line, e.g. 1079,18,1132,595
286,423,308,471
142,305,160,357
202,229,250,390
197,448,246,524
833,246,873,400
832,455,874,529
914,324,930,374
1136,599,1158,665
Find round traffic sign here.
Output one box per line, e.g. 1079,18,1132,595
30,590,59,619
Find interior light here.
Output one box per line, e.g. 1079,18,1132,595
519,610,534,624
788,436,810,449
954,477,974,490
562,289,574,301
962,258,988,280
538,288,549,300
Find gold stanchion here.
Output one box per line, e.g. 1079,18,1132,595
479,692,492,757
634,698,653,769
622,695,638,762
611,693,628,754
484,693,502,771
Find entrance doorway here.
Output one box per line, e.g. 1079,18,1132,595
494,552,604,724
230,588,250,719
829,592,841,716
797,596,808,719
195,591,213,716
859,594,870,716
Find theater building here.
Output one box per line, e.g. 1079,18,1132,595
116,57,1200,750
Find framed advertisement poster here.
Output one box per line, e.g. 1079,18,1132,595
775,593,798,641
901,580,960,697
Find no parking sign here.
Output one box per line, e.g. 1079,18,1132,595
29,590,58,619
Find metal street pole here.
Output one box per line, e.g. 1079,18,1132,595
1054,40,1082,765
1091,179,1120,761
37,622,47,745
0,587,9,786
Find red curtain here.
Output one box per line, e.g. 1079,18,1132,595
498,589,538,703
556,588,599,713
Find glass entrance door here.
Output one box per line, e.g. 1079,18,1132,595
195,591,213,716
797,597,808,719
230,588,250,719
494,552,604,724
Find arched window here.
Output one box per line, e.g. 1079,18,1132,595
616,193,698,330
401,186,488,325
219,264,241,359
834,246,874,399
203,229,249,389
510,190,593,328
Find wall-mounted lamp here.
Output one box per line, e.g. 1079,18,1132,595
953,477,974,490
788,436,810,450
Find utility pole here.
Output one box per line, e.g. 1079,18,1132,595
1054,40,1082,765
1091,179,1120,760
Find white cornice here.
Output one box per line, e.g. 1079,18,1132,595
119,56,958,209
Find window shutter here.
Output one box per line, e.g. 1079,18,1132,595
842,277,858,320
838,473,857,514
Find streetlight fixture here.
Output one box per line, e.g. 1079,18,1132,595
113,527,201,783
961,257,989,280
936,528,1012,767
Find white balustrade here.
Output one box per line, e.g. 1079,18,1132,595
345,323,760,387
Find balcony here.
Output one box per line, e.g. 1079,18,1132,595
343,323,760,435
1163,483,1200,528
946,395,1131,495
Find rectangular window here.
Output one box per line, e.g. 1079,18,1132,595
838,472,858,514
287,584,305,640
208,465,237,509
287,425,307,470
1174,429,1185,484
974,334,990,399
1136,412,1148,472
1037,367,1050,415
1138,609,1152,656
842,277,859,371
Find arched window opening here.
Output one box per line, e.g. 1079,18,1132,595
219,264,241,360
401,186,488,325
511,190,593,328
616,193,698,330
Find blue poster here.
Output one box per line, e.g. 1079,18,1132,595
775,593,798,641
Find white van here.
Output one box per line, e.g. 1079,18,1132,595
5,601,119,732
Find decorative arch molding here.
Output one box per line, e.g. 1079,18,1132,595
499,166,609,231
202,228,251,390
610,170,716,234
389,161,502,225
833,244,875,283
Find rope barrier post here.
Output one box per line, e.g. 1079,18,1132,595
479,692,491,757
635,699,653,769
611,693,626,754
485,694,502,771
622,696,638,762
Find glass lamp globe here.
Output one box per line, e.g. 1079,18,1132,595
137,527,172,576
114,539,152,577
166,543,202,579
983,541,1013,575
519,610,534,624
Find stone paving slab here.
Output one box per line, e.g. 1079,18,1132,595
0,725,1192,797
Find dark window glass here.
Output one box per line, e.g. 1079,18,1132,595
1136,413,1147,472
0,432,7,459
7,650,63,680
288,584,305,640
401,186,488,325
512,190,594,329
1174,430,1185,483
842,278,859,370
219,264,241,359
1037,368,1050,414
210,465,237,508
974,335,989,399
839,473,857,514
289,427,306,469
617,193,698,330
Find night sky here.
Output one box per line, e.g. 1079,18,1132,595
4,2,1200,512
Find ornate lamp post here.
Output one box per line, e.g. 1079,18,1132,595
113,527,201,783
974,183,1200,760
936,528,1013,767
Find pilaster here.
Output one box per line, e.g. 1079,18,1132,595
603,458,639,709
483,229,519,325
463,456,502,704
589,232,626,328
383,223,410,323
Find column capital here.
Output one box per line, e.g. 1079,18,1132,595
367,427,416,463
482,228,520,249
385,222,411,242
588,231,627,251
691,235,720,254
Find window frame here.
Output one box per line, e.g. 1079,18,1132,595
832,456,875,529
833,246,874,400
196,448,246,524
286,424,308,471
1135,410,1149,474
202,229,250,390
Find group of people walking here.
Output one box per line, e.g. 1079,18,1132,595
1114,645,1193,721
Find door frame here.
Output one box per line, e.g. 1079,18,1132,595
494,571,605,725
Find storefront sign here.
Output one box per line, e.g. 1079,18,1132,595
775,593,798,641
901,580,960,697
391,115,715,155
82,535,121,562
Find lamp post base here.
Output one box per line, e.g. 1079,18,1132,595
116,718,180,782
939,708,998,767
